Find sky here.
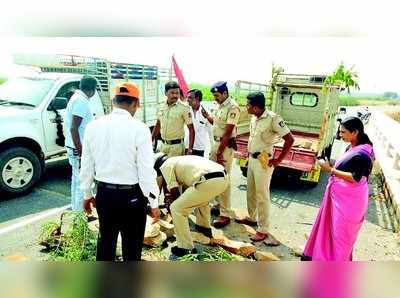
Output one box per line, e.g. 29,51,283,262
0,0,399,93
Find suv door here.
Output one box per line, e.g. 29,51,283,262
42,81,79,156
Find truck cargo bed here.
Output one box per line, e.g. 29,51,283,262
235,131,319,172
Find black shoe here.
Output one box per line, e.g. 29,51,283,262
171,246,198,257
210,206,220,216
194,224,213,238
86,215,97,222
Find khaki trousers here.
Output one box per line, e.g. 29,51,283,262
209,142,234,218
161,142,185,157
246,156,274,234
170,176,229,249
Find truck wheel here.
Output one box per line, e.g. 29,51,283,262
0,147,42,196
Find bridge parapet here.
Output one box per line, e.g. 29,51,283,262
368,111,400,230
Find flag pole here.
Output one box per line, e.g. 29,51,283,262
170,54,174,80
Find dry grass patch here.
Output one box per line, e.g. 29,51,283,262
385,111,400,123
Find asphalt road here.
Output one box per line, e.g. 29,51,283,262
0,112,398,260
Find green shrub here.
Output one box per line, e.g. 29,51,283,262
178,247,245,262
39,212,97,261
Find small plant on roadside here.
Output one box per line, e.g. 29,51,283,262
38,221,61,248
178,247,245,262
143,247,169,261
39,212,97,261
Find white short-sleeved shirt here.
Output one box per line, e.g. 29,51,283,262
65,90,94,148
184,108,212,151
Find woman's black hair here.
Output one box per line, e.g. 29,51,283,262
341,116,373,146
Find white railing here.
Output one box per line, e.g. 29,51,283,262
367,111,400,221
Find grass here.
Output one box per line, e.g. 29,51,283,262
385,111,400,123
177,247,246,262
0,77,7,85
339,95,400,106
188,82,400,108
39,212,97,261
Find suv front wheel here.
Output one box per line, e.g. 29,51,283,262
0,147,42,196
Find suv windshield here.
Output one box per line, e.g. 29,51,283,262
0,77,54,108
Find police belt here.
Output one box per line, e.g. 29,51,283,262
250,152,271,159
213,136,235,142
161,138,183,145
203,170,226,180
97,181,139,190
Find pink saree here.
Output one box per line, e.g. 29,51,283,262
303,144,374,261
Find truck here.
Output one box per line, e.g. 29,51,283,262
234,73,340,184
0,54,174,195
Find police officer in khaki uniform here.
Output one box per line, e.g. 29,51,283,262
201,81,240,228
235,92,294,244
152,81,195,157
154,154,228,257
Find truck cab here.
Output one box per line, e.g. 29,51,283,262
0,72,105,195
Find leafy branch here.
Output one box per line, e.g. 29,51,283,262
266,64,284,103
322,63,360,94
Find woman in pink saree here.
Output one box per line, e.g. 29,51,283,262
302,117,374,261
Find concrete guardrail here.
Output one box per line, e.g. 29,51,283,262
367,111,400,231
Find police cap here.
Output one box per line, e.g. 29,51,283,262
210,81,228,93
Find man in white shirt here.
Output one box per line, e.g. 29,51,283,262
80,82,160,261
64,76,97,212
184,89,213,157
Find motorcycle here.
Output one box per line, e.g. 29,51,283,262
357,111,371,125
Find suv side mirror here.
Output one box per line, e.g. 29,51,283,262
48,97,68,111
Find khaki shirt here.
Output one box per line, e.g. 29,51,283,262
160,155,225,190
158,100,192,140
248,110,291,155
213,97,240,138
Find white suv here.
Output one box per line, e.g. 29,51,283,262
0,72,105,195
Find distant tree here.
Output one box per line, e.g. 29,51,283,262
383,91,398,99
188,83,214,101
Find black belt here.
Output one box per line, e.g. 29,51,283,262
203,170,226,180
162,138,183,145
97,181,138,190
214,136,221,142
250,152,271,159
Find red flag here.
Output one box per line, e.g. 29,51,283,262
171,55,189,97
